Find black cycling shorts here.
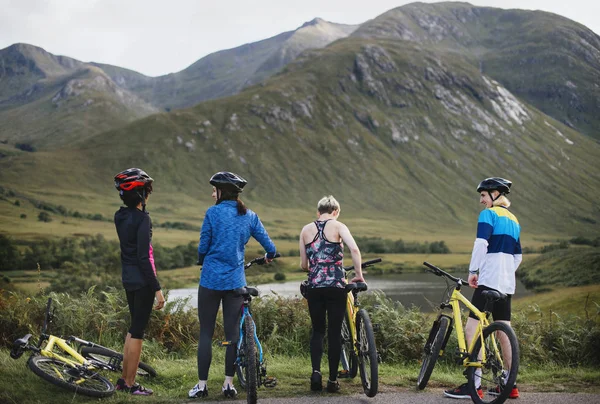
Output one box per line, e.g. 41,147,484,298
126,285,155,339
468,286,512,321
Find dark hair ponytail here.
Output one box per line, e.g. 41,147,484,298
217,190,247,215
236,199,247,215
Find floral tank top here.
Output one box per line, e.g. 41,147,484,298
306,220,345,289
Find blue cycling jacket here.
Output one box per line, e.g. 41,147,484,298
198,200,276,290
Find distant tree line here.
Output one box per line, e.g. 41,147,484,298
0,234,198,272
353,237,450,254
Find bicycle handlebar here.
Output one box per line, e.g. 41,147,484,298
343,257,382,271
244,253,281,269
423,261,463,284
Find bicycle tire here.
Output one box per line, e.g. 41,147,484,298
80,345,157,377
340,311,358,378
244,319,258,404
467,321,519,404
417,316,450,390
356,309,378,397
28,354,115,398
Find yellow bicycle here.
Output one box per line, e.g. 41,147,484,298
10,298,155,398
339,258,381,397
417,262,519,404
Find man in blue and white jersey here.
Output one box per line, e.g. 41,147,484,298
444,177,521,400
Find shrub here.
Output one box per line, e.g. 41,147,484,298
20,214,26,219
15,143,36,152
274,272,286,281
38,211,52,222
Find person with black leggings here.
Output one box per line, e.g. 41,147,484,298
299,195,365,393
188,172,277,399
113,168,165,396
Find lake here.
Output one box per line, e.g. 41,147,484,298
168,272,533,310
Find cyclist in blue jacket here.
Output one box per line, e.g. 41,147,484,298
188,172,277,399
444,177,522,400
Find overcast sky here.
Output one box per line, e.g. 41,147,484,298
1,0,598,77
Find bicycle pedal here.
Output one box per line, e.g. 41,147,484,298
263,376,277,388
337,370,352,379
220,340,233,347
377,353,382,364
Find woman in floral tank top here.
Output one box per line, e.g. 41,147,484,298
299,195,365,393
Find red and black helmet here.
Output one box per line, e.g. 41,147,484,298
477,177,512,195
114,168,153,193
209,171,247,193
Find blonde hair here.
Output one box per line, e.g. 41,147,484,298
493,195,511,208
317,195,340,214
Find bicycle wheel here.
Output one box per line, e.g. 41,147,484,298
340,311,358,378
28,354,115,398
467,321,519,404
80,345,157,377
356,309,378,397
244,320,258,404
417,315,450,390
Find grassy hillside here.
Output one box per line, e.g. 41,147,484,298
1,37,599,245
517,246,600,291
353,2,600,140
0,45,158,149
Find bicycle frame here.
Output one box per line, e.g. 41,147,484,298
345,291,359,356
237,305,263,365
448,288,496,368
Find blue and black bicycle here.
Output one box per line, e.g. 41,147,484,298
222,254,280,404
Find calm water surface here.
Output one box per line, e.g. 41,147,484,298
169,272,532,310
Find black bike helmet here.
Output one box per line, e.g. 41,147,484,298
209,171,247,193
114,168,153,192
476,177,512,195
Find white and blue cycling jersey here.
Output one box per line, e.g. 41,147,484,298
469,206,522,294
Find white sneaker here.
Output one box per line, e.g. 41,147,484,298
188,383,208,398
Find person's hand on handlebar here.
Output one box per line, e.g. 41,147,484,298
264,253,273,263
350,275,365,283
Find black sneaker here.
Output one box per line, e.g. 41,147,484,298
188,383,208,398
443,383,482,399
326,379,340,393
222,384,237,398
310,370,322,391
127,383,153,396
115,378,126,391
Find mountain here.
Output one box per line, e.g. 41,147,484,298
352,1,600,140
0,19,357,149
1,36,599,237
0,44,158,149
94,18,358,110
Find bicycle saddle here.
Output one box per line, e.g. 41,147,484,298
10,334,32,359
233,287,259,297
481,289,507,301
345,282,368,292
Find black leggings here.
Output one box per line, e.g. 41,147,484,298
126,285,155,339
306,287,347,382
197,286,243,380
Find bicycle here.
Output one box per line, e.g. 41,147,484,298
222,254,279,404
10,297,156,398
338,257,381,397
417,262,519,404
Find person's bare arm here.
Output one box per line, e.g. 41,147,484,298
338,223,363,282
299,226,309,271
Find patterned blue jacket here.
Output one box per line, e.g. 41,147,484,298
198,200,276,290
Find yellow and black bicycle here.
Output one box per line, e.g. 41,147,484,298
10,298,156,398
417,262,519,404
338,258,381,398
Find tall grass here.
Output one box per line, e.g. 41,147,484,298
1,287,599,367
